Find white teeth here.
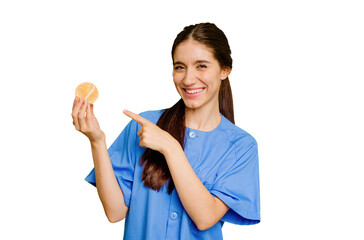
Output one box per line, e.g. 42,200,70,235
185,89,203,94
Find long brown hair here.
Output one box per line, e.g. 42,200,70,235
140,23,234,194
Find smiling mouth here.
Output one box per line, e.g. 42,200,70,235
182,88,205,98
183,88,204,94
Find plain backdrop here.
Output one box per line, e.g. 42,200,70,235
1,0,363,239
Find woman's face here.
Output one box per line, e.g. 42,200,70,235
173,39,230,112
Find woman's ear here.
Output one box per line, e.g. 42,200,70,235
220,67,232,80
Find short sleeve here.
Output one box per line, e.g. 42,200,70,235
210,141,261,225
84,119,138,207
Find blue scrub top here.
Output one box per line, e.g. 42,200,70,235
85,109,260,240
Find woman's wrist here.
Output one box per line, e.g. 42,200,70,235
89,132,106,147
162,136,182,157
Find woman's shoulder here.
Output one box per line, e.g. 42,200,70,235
219,118,258,160
219,115,258,148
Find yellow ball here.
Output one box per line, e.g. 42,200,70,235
75,82,99,104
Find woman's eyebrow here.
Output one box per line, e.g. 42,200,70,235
195,60,210,64
173,60,211,65
173,61,185,65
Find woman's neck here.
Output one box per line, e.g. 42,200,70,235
185,105,221,132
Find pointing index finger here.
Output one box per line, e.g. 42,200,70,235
123,109,149,126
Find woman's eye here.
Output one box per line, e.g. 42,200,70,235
197,64,207,69
174,66,184,70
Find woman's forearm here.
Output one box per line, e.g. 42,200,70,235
163,142,228,230
90,139,129,222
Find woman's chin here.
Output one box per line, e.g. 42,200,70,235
182,100,202,110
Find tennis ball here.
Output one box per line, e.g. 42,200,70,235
75,82,99,104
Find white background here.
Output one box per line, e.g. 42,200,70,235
1,0,363,239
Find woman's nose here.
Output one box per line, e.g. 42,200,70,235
183,69,196,86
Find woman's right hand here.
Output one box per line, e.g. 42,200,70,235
72,97,105,143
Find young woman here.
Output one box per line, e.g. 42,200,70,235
72,22,261,239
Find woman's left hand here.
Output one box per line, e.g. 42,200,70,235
123,110,178,155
